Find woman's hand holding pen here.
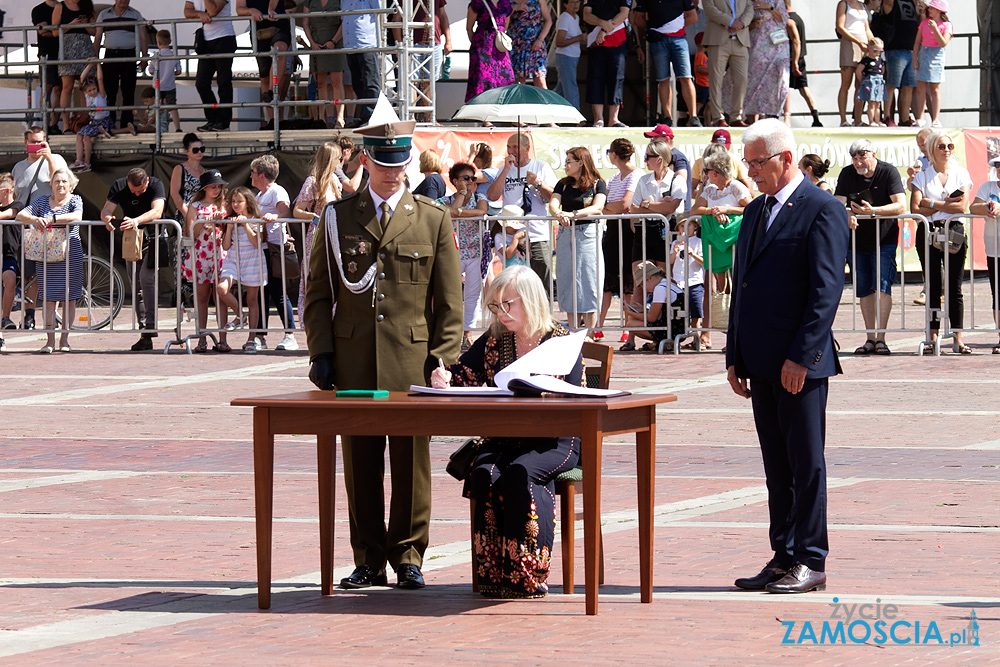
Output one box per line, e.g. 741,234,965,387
430,358,452,389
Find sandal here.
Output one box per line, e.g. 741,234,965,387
193,342,209,353
214,342,232,353
922,343,935,355
873,340,891,355
641,342,656,351
681,341,697,350
619,341,635,351
993,344,1000,355
953,343,972,355
854,339,876,355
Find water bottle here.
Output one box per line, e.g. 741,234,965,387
442,55,451,80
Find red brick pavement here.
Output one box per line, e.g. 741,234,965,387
0,316,998,664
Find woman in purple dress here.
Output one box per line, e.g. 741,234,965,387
466,0,516,101
510,0,552,87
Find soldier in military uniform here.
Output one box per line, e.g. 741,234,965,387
303,97,463,590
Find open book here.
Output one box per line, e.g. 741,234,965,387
410,330,630,398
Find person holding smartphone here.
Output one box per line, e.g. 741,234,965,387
909,131,971,353
833,138,905,356
11,127,68,330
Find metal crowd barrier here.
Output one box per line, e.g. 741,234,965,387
171,217,306,354
0,219,184,349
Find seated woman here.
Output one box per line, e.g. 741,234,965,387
430,265,582,598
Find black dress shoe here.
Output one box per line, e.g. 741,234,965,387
396,563,425,589
339,565,387,589
734,559,789,590
765,564,827,594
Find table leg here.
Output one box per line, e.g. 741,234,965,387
581,411,602,616
636,407,656,604
317,434,336,596
253,407,274,609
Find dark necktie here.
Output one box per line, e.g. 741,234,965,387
751,195,777,256
379,202,391,232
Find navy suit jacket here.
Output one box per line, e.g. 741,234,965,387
725,179,849,381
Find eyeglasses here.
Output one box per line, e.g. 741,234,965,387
564,158,579,165
937,143,955,151
742,153,782,170
644,153,659,161
190,146,205,154
486,296,521,314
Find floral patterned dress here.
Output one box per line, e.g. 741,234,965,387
446,324,582,598
510,0,546,80
466,0,516,101
184,202,227,284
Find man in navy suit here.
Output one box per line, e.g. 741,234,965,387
726,119,849,594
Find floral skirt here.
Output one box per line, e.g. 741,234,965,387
470,436,579,598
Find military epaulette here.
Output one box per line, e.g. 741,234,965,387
338,190,363,206
413,194,445,209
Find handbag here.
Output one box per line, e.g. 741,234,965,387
446,437,483,481
482,0,512,52
931,223,966,254
68,111,89,133
256,26,278,42
269,242,301,279
194,27,208,55
122,228,142,262
23,225,67,262
710,291,731,331
768,27,789,45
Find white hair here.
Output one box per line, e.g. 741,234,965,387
849,138,877,157
742,118,795,156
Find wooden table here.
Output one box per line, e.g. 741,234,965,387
231,391,676,615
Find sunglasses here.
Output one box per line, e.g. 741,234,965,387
852,150,872,158
937,143,955,151
644,154,659,161
190,146,206,154
564,158,579,165
486,297,521,314
456,174,476,181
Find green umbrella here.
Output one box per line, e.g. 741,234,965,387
452,83,585,125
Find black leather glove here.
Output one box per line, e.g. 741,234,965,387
309,353,335,390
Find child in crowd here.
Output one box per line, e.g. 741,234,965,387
216,187,266,354
912,0,952,128
183,170,229,353
144,30,183,133
69,63,113,173
0,172,18,349
495,211,528,267
621,261,670,351
857,37,886,127
692,33,709,125
127,88,159,134
670,216,705,349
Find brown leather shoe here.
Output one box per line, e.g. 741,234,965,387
765,564,827,593
734,559,788,590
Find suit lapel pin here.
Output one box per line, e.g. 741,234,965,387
360,200,367,209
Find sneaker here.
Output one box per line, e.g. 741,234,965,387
130,336,154,351
255,336,268,350
0,338,6,352
688,116,703,127
22,315,35,330
196,122,215,132
913,291,926,306
1,317,15,330
276,333,299,351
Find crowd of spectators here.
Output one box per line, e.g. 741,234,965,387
21,0,963,130
3,121,1000,356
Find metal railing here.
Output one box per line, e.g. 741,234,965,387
0,4,435,149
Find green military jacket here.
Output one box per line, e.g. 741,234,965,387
303,186,464,390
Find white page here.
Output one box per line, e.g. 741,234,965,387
494,329,587,390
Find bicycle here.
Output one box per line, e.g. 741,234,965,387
10,253,125,330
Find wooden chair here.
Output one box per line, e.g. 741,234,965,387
470,341,613,594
